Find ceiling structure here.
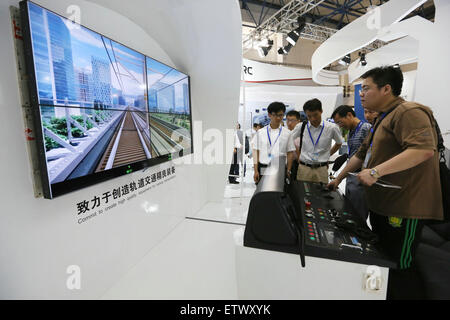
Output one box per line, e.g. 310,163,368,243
240,0,435,68
241,0,435,30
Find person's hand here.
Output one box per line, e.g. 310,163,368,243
357,169,378,186
286,170,291,179
254,171,260,184
326,178,341,191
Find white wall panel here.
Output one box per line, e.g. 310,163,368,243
0,0,241,299
242,58,312,81
413,0,450,147
242,84,343,119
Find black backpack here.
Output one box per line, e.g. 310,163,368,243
289,121,307,181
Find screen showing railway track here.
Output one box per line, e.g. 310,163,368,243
20,1,193,198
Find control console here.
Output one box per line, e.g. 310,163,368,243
288,180,396,268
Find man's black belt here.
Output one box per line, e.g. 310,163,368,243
299,161,328,169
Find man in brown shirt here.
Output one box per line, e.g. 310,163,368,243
327,66,443,299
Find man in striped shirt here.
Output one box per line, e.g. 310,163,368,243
330,105,372,221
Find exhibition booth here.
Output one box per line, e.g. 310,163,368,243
0,0,448,300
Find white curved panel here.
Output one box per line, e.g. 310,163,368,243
242,58,312,82
243,84,343,118
315,69,340,86
0,0,241,299
311,0,426,84
348,36,419,83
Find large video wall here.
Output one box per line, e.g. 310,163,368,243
21,1,192,198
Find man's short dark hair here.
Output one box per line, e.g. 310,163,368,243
286,110,301,120
267,101,286,114
303,98,322,113
361,65,403,97
331,105,356,119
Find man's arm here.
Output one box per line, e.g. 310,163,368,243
286,151,295,177
253,149,260,183
330,143,342,156
330,124,344,157
326,155,364,190
358,148,434,186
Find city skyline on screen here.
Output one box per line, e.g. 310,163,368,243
23,1,192,198
28,1,191,116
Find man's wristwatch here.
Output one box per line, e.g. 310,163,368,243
369,168,381,179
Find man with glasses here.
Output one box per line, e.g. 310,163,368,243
293,98,343,184
286,110,301,131
327,66,443,299
330,105,372,221
253,102,296,184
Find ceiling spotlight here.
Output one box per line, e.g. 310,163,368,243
278,43,293,55
297,16,306,30
359,52,367,66
286,29,300,46
286,17,306,46
257,39,273,58
338,54,351,66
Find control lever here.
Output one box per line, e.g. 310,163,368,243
329,154,349,180
340,243,363,252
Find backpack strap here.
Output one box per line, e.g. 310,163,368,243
299,121,307,152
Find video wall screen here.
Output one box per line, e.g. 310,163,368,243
20,1,193,198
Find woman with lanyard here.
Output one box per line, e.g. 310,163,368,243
253,102,296,184
330,105,372,221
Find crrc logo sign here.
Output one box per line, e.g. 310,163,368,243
243,65,253,75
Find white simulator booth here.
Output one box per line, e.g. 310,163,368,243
0,0,241,299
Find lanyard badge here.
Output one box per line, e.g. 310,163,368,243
307,121,324,162
267,126,282,160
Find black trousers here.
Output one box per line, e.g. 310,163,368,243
369,212,426,300
228,152,239,182
255,162,268,185
229,153,246,182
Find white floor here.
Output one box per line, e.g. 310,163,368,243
102,160,255,300
101,219,244,299
102,157,350,300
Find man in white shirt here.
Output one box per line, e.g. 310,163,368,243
253,102,296,184
293,98,343,184
228,123,244,184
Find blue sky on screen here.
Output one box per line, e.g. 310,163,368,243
30,2,146,100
